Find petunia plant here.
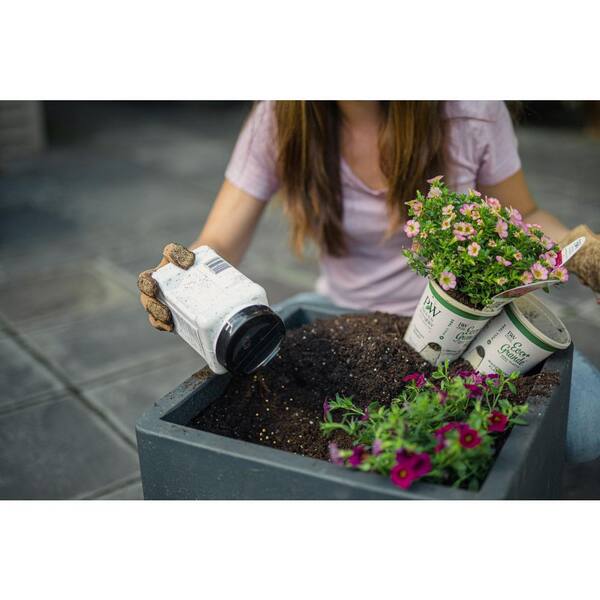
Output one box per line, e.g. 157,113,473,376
321,363,528,491
402,176,568,308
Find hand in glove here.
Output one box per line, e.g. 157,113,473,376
560,225,600,300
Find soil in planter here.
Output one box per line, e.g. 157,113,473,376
188,313,559,462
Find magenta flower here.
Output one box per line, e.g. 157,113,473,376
328,442,344,465
467,242,481,257
465,383,483,399
348,445,367,467
323,400,330,417
439,271,457,291
361,408,370,421
404,219,420,238
372,439,383,455
488,411,509,433
531,262,549,281
437,390,448,404
551,266,569,282
495,219,508,239
390,450,431,489
402,372,426,388
459,426,482,449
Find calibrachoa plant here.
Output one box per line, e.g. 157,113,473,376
402,176,568,308
321,363,528,491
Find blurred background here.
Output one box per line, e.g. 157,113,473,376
0,101,599,499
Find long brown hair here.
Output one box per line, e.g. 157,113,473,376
273,101,444,256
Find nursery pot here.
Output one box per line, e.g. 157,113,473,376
462,294,571,375
404,280,501,366
136,299,573,500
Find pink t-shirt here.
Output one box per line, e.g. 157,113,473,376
225,101,521,315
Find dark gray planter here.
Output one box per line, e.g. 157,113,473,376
136,301,573,500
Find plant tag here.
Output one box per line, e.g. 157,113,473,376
482,236,587,314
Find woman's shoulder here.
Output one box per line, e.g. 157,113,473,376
441,101,507,122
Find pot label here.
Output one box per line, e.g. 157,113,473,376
462,305,557,375
404,282,494,365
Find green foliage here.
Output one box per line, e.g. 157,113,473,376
402,178,566,308
321,363,528,491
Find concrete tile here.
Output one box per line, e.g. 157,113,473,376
562,458,600,499
22,303,198,386
0,260,132,327
0,334,64,408
0,394,139,499
84,354,202,443
98,480,144,500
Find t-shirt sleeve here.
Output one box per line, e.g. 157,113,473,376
476,102,522,186
225,101,280,201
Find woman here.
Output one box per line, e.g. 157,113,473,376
138,101,600,463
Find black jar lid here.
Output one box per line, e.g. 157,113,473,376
215,305,286,375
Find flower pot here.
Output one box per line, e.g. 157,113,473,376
136,299,573,500
404,280,501,366
463,294,571,375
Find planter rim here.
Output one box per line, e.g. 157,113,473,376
508,294,571,351
428,279,501,321
136,301,572,500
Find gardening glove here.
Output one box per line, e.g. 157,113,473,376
560,224,600,299
137,242,195,331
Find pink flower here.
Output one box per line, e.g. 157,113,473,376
459,426,482,449
495,219,508,239
404,219,420,238
442,204,454,216
468,188,482,197
488,240,497,248
467,242,481,257
531,262,549,281
439,271,457,291
486,197,502,211
496,255,512,267
437,390,448,404
514,251,523,261
509,207,523,225
348,445,367,467
427,175,444,184
372,439,383,456
402,372,426,388
460,203,478,217
427,186,442,199
541,235,555,250
551,266,569,282
542,251,557,267
419,231,428,239
496,277,508,286
520,271,534,285
328,442,344,465
410,200,423,217
441,217,453,230
488,411,509,433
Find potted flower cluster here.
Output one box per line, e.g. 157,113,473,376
402,176,568,365
322,363,528,491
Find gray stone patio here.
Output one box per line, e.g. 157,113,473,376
0,101,598,499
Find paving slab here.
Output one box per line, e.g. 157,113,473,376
98,480,144,500
0,260,132,328
84,354,203,443
21,303,198,386
0,333,65,410
0,394,139,499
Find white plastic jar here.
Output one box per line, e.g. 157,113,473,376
152,246,285,374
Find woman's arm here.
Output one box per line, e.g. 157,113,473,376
479,169,600,298
478,169,568,242
138,179,267,331
189,179,267,265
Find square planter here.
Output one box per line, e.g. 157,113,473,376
136,301,573,499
